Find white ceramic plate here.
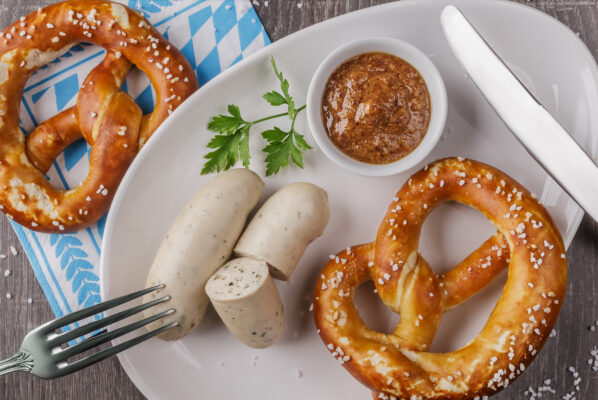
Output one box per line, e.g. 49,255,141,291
100,0,598,399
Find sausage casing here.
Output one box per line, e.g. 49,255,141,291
234,182,330,280
206,257,285,348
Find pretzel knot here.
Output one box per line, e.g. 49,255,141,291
313,158,567,400
0,0,198,232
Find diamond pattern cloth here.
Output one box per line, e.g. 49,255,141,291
10,0,270,320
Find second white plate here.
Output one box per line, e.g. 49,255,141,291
100,1,598,398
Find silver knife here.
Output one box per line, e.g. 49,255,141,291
440,5,598,222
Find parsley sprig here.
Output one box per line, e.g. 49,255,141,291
201,57,311,176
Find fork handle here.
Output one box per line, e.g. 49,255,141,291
0,350,33,376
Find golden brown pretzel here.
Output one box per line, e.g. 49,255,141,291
25,50,131,172
25,107,82,173
0,0,198,232
313,158,567,399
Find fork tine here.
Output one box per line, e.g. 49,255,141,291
47,296,171,347
56,322,177,377
38,285,164,334
54,309,175,362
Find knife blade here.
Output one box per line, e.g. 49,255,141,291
440,5,598,223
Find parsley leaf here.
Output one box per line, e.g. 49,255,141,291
201,125,250,175
263,91,287,106
262,127,313,176
202,57,311,176
270,57,295,117
207,104,245,135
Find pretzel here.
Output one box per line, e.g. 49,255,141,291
313,158,567,399
0,0,198,232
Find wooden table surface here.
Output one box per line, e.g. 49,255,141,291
0,0,597,399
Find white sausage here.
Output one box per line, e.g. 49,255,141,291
206,257,285,348
143,169,264,341
234,182,330,280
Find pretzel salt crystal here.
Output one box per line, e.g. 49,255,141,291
0,0,198,232
314,158,567,399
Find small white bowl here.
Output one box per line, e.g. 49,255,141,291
306,37,448,176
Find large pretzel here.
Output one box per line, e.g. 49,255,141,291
313,158,567,399
0,0,198,232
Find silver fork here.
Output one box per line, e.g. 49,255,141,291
0,285,176,378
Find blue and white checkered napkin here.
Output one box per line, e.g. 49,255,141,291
10,0,270,319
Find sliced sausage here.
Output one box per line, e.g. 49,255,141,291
206,257,285,348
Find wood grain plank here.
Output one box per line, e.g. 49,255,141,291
0,0,597,399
